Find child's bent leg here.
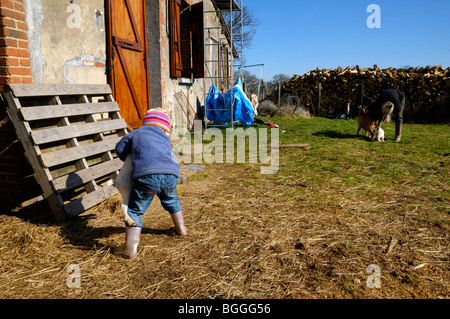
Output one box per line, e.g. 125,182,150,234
114,182,153,259
158,175,187,237
126,183,154,228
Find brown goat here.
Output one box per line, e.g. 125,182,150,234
357,105,379,139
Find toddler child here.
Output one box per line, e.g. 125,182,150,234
114,109,187,259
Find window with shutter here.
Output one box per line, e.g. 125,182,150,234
169,0,204,79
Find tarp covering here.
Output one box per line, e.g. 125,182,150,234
206,78,255,127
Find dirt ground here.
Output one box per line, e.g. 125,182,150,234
0,159,448,299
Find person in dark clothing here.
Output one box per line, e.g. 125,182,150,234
368,88,405,142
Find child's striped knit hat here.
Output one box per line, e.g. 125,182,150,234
142,108,171,133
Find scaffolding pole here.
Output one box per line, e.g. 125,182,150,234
203,0,244,129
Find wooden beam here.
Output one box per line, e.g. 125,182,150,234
40,137,121,168
64,184,119,217
20,102,120,121
7,84,112,97
30,119,126,145
52,157,123,193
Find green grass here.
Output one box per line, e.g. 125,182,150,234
267,116,449,192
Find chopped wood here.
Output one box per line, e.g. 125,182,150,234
270,65,449,123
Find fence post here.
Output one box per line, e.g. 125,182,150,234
317,83,322,115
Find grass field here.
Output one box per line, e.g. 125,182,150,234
0,116,448,299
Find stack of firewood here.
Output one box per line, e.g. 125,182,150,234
269,65,449,123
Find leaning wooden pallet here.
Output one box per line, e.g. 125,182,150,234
3,84,128,222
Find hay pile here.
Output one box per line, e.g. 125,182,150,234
258,97,311,118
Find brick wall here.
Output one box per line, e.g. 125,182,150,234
0,0,32,87
0,104,41,212
0,0,40,212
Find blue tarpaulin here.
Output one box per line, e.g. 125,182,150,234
205,78,255,127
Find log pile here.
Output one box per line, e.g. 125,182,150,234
270,65,450,123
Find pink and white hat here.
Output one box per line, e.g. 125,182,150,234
142,108,171,133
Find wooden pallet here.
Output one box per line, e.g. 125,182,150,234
3,84,128,222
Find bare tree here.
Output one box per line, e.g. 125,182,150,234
266,74,291,94
242,70,261,95
222,6,260,51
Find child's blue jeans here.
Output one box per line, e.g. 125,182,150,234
126,174,182,228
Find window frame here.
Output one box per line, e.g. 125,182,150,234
169,0,204,79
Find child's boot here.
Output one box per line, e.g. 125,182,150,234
171,212,188,237
114,227,142,259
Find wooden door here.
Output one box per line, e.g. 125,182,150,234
106,0,150,129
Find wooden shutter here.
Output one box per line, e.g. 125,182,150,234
169,0,183,78
191,2,204,78
180,3,192,77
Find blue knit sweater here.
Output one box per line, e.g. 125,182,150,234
115,126,180,180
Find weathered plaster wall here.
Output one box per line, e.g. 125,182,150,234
26,0,106,84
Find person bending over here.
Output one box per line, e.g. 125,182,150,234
114,109,187,259
368,88,405,142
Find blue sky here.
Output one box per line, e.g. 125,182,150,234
242,0,450,81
